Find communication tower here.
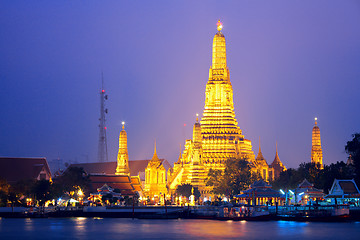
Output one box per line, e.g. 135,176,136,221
98,73,108,162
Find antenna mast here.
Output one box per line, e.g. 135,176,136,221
98,72,109,162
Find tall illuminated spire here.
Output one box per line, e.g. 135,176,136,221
311,117,323,169
116,122,130,175
200,20,254,166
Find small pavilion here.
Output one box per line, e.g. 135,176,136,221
235,180,284,206
325,179,360,205
294,179,324,205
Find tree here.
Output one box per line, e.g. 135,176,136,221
206,158,260,198
0,177,10,207
53,167,91,196
272,161,355,193
345,133,360,184
32,179,53,206
175,184,201,199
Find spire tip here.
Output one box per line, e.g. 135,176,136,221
217,20,223,32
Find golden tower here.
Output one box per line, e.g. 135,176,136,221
168,21,260,195
144,142,167,198
115,122,130,175
311,117,323,169
200,20,255,167
255,137,273,181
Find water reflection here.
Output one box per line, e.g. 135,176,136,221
24,218,34,231
73,217,87,232
277,220,307,236
1,218,360,239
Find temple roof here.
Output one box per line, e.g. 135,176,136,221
270,143,286,169
298,179,314,188
89,174,136,196
236,188,282,198
69,159,171,180
0,157,52,184
151,141,160,162
250,180,272,189
255,138,268,166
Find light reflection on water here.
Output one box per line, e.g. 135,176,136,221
1,218,360,240
277,220,308,236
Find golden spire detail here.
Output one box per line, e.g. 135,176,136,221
259,136,261,153
217,20,223,32
122,121,125,130
151,140,160,161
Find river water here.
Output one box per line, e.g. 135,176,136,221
1,218,360,239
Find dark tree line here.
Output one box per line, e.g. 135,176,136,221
271,162,355,193
0,167,90,207
272,133,360,192
345,133,360,184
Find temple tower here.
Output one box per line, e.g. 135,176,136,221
200,20,255,167
115,122,130,175
311,117,323,169
144,142,167,198
255,137,272,181
187,115,206,188
270,143,286,179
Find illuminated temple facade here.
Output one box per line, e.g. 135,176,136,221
144,143,168,198
311,118,323,169
167,21,285,195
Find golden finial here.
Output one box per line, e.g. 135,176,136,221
122,121,125,130
154,139,157,155
217,20,223,32
196,113,199,122
314,117,318,125
259,136,261,153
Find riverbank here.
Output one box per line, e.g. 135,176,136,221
1,205,360,222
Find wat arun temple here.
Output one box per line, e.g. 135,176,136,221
120,21,287,198
165,21,286,196
70,21,324,201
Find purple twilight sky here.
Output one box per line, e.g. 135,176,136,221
0,1,359,169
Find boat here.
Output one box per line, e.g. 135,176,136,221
276,204,350,222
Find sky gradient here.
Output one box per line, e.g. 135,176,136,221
1,1,359,170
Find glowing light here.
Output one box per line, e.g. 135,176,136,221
299,192,304,196
217,20,223,31
289,190,294,195
78,189,84,197
104,127,107,130
280,189,285,195
315,117,317,121
196,113,199,117
122,121,125,125
102,90,105,93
